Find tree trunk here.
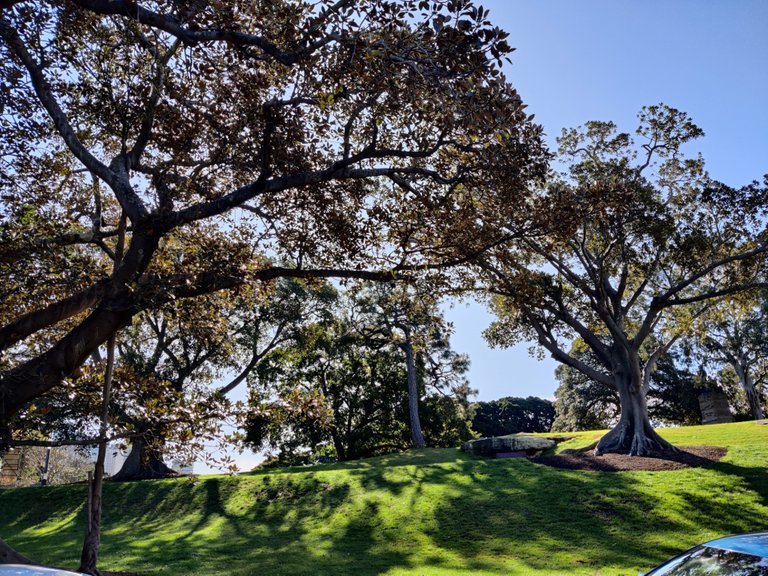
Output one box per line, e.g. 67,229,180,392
0,227,160,427
733,363,765,420
78,460,105,575
330,430,348,462
595,369,677,456
743,378,765,421
78,335,116,576
0,536,33,565
110,436,178,482
402,339,426,449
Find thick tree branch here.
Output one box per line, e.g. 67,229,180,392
0,264,404,424
536,296,612,365
656,243,768,305
169,165,457,228
3,431,138,448
216,322,288,397
0,15,148,221
0,19,92,170
667,281,768,306
0,281,107,352
66,0,334,65
529,318,614,387
0,229,123,265
642,334,680,393
531,239,598,299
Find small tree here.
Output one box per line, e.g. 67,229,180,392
351,283,465,449
687,292,768,420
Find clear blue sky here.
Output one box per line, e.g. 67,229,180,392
445,0,768,402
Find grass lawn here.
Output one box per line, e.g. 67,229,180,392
1,421,768,575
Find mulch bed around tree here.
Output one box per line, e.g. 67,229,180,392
533,443,728,472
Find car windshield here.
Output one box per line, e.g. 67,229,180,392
650,545,768,576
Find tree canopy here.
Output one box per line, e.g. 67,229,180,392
244,283,474,464
471,396,554,437
0,0,548,431
482,105,767,455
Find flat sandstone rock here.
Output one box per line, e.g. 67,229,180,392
461,434,555,457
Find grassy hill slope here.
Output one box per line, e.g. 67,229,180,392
2,421,768,576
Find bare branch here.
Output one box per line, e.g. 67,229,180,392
657,243,768,305
4,431,138,448
667,281,768,307
127,38,182,167
0,16,148,221
66,0,335,66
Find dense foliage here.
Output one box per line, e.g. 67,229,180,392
0,0,547,432
483,106,767,454
244,285,474,464
471,396,554,436
0,1,549,567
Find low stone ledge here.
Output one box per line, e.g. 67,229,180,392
461,434,556,457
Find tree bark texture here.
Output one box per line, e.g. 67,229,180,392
109,436,178,481
733,363,765,420
595,366,677,456
401,338,426,449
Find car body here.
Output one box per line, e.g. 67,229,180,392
645,532,768,575
0,566,85,576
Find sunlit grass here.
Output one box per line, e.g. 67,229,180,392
1,421,767,575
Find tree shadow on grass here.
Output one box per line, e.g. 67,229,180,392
707,459,768,509
3,447,768,575
429,456,768,573
103,475,405,576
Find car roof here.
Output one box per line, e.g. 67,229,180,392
0,565,84,575
705,532,768,558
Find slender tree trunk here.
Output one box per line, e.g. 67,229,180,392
78,335,116,576
110,436,178,481
401,337,426,449
733,363,765,420
595,362,676,456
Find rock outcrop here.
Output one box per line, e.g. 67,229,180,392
461,434,555,457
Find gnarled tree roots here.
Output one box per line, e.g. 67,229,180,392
595,423,678,457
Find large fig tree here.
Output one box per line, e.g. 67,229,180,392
0,0,548,567
483,105,767,456
0,0,546,430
